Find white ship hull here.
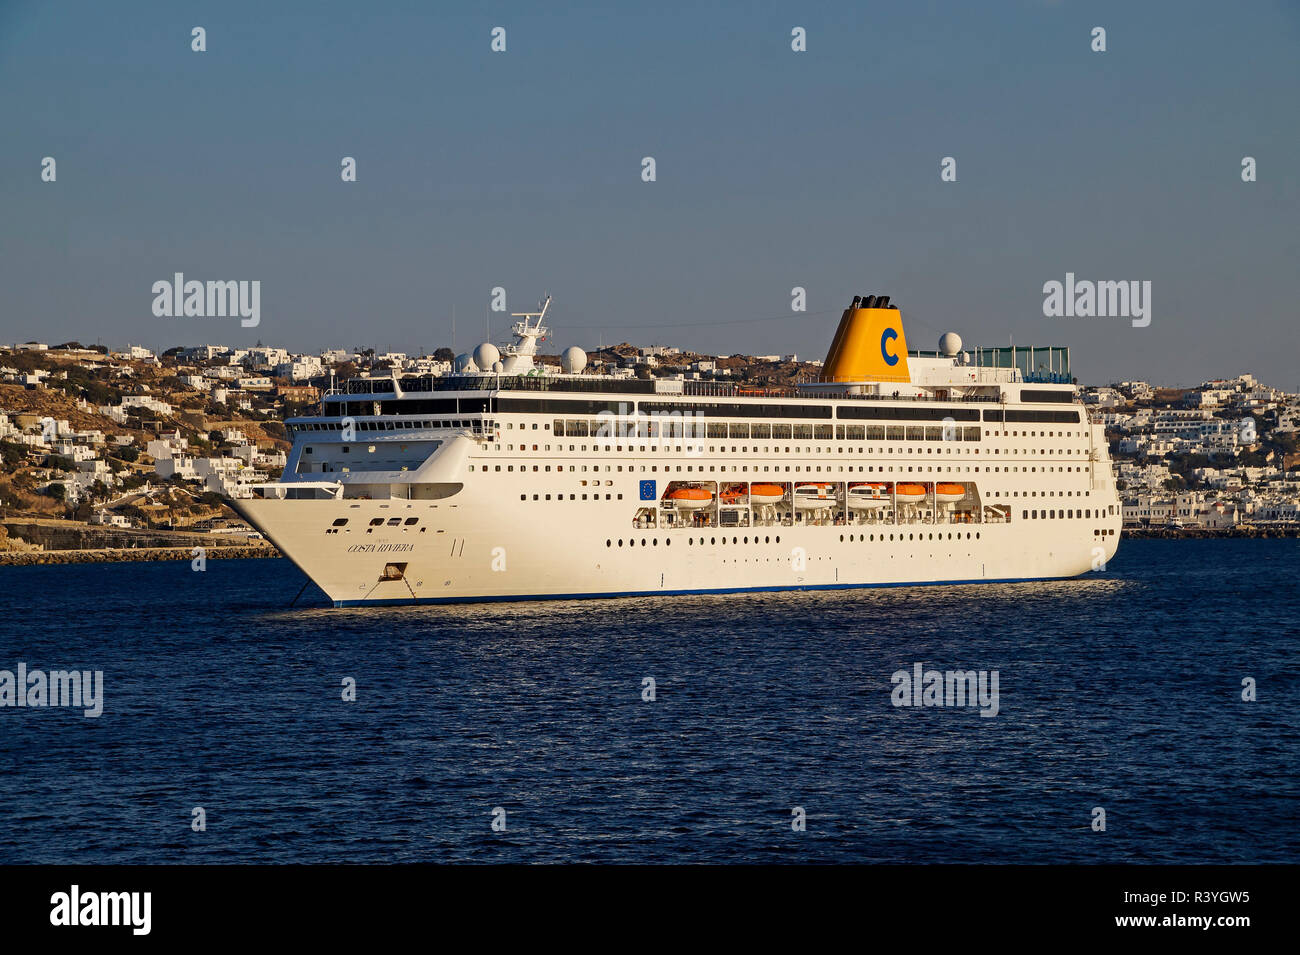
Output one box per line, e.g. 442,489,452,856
236,491,1121,605
232,293,1122,606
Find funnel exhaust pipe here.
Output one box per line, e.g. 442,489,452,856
852,294,899,309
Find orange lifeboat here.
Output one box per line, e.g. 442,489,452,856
935,482,966,503
749,483,785,505
894,482,927,504
667,486,713,510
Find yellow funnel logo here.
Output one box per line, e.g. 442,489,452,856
821,307,910,383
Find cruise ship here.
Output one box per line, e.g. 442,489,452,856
233,294,1122,605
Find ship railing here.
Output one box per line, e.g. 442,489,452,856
322,374,1013,403
795,390,1000,404
1022,372,1074,384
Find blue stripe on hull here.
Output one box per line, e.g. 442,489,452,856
330,574,1077,607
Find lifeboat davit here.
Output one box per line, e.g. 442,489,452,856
935,483,966,503
720,485,748,505
668,486,713,510
894,482,927,504
749,483,785,505
793,482,839,510
847,482,890,509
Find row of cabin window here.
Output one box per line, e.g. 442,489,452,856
550,419,1084,441
501,442,1085,457
603,532,984,547
472,463,1093,483
296,419,487,433
505,443,987,454
295,417,1077,442
552,420,986,441
522,493,623,501
1022,506,1117,519
307,441,1002,456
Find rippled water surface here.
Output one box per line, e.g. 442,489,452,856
1,538,1296,863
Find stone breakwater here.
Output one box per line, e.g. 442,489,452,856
0,543,281,565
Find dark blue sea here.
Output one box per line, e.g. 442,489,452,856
0,538,1296,864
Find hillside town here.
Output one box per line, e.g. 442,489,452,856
1084,376,1300,528
1,337,1297,557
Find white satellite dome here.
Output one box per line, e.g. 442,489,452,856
491,360,504,373
939,332,963,357
453,352,478,373
560,346,588,374
473,342,500,371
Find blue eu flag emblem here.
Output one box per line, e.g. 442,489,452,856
640,480,656,501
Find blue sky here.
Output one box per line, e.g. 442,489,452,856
1,0,1296,387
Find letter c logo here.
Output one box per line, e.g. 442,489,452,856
880,327,899,366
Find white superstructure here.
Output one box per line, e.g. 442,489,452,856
233,294,1122,605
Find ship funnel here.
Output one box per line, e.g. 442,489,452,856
820,294,911,383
